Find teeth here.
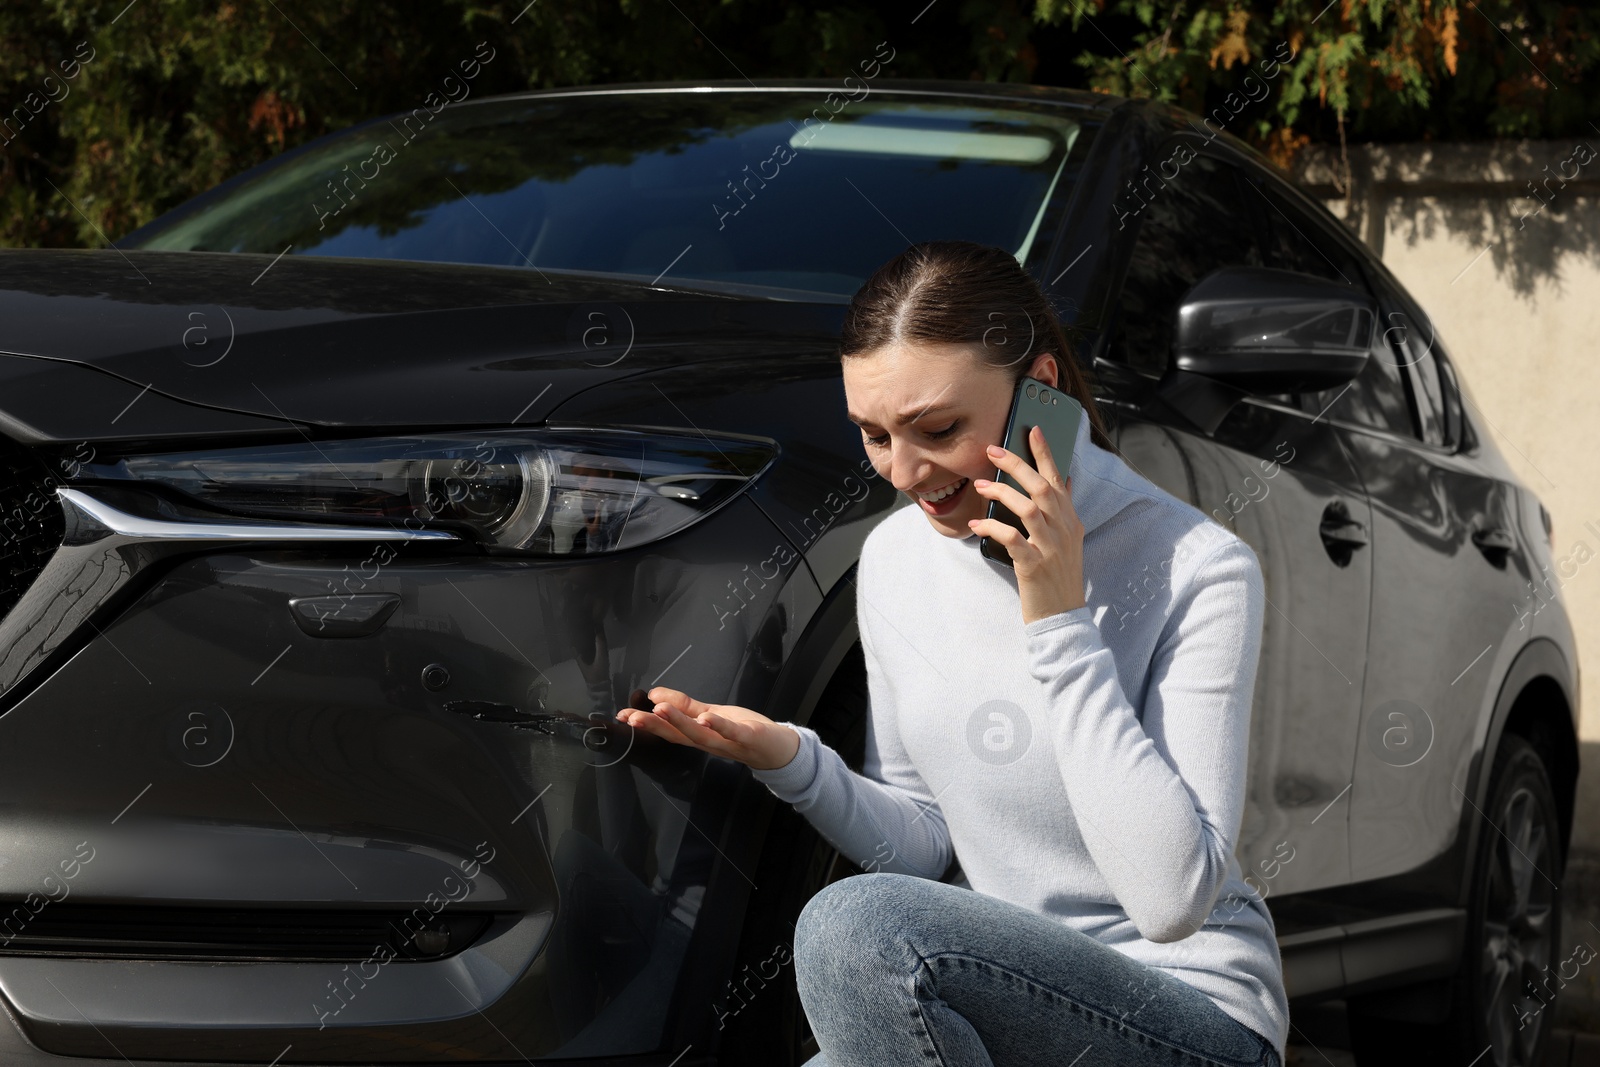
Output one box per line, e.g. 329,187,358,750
919,478,967,503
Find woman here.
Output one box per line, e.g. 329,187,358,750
615,240,1288,1066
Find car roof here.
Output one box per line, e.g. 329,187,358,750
447,77,1132,122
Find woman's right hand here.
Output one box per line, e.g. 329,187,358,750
615,686,801,771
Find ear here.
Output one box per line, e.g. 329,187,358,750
1028,352,1059,389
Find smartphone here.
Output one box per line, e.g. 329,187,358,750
979,376,1085,568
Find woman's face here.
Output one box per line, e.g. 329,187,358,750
843,341,1060,539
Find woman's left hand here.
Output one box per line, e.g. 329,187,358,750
967,425,1087,626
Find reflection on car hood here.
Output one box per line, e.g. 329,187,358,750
0,249,846,438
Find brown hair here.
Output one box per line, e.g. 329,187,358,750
839,240,1116,454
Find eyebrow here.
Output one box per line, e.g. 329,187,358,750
846,403,959,428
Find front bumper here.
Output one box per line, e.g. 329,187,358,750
0,487,819,1062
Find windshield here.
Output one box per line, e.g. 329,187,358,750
123,91,1091,297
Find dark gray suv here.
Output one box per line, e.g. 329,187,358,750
0,79,1579,1067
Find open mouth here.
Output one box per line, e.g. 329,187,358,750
916,477,969,515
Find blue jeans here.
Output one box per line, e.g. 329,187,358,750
795,873,1281,1067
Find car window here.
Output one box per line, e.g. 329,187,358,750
1408,348,1449,446
1240,173,1415,436
121,93,1092,299
1107,144,1265,380
1435,352,1464,447
1376,276,1456,448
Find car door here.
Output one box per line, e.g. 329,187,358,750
1330,259,1535,887
1101,138,1372,897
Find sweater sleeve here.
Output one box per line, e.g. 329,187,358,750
749,580,954,881
1025,536,1265,943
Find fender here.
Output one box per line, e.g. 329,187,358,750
1454,636,1577,909
763,565,859,733
666,563,860,1046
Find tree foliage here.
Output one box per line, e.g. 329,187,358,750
0,0,1595,248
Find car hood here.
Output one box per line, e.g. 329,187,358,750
0,249,846,443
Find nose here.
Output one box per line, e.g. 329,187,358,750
885,438,935,494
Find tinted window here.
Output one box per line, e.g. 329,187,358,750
1242,174,1414,435
1433,354,1464,448
1409,349,1448,446
1109,145,1264,378
123,94,1090,298
1377,277,1456,447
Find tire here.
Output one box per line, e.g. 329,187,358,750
1349,733,1564,1067
715,648,869,1067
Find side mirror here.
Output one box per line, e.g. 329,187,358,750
1156,266,1377,433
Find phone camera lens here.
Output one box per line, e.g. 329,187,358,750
1040,389,1051,402
1025,383,1037,399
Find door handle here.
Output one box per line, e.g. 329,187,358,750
1471,526,1515,563
1320,516,1369,547
1319,501,1368,566
1319,506,1368,546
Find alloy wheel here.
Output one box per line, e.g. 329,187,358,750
1479,784,1557,1065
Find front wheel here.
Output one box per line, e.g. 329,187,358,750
1349,733,1564,1067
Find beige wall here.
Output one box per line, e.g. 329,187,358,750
1290,140,1600,742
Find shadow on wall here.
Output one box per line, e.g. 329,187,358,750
1290,140,1600,299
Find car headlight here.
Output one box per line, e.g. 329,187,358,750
65,426,778,555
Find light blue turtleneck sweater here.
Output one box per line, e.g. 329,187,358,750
751,409,1290,1055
